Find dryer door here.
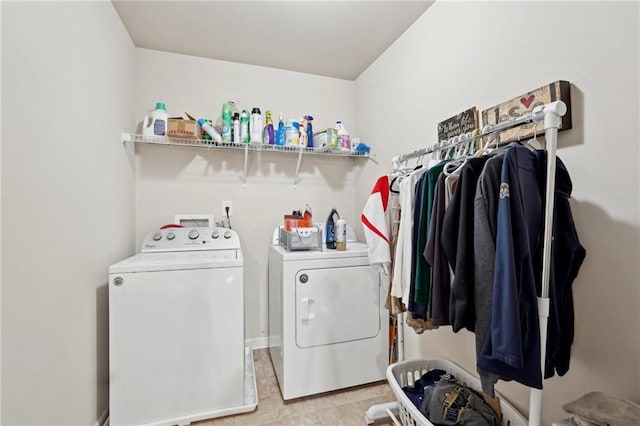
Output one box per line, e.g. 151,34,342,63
295,265,381,348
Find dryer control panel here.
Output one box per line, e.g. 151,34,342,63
141,227,240,252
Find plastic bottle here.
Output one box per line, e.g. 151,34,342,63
201,119,213,143
303,204,312,227
250,107,263,143
286,120,299,146
336,120,351,151
263,110,275,145
336,218,347,251
232,112,240,144
142,102,169,137
276,113,286,146
240,110,249,143
305,115,314,148
197,118,222,143
222,102,232,142
299,118,307,147
325,208,340,249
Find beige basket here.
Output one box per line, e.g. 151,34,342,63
386,358,527,426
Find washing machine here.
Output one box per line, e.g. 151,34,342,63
108,227,257,426
268,226,388,400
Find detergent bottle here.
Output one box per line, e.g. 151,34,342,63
325,208,340,249
142,102,169,137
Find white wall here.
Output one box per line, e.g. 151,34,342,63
1,2,136,425
133,48,360,343
355,1,640,424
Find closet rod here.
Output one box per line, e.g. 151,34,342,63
391,110,541,170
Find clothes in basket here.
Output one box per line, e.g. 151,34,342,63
403,369,500,425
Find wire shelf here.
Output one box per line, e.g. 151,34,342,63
123,133,370,158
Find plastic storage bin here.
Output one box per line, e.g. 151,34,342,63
386,358,527,426
279,226,322,251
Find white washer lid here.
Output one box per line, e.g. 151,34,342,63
109,250,243,273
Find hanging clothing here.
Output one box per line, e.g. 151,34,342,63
362,175,393,275
414,161,445,313
534,152,586,379
391,168,427,304
387,130,585,398
441,156,492,333
477,143,544,391
424,172,450,326
472,155,504,396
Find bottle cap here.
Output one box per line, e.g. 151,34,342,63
197,118,207,126
156,102,166,111
252,107,261,114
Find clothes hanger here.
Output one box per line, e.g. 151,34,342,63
526,124,544,150
475,125,499,157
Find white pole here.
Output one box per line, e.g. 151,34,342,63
528,101,566,426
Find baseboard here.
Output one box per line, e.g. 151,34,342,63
245,336,268,350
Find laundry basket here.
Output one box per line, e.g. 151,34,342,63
386,358,527,426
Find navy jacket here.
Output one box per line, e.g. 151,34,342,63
477,143,543,390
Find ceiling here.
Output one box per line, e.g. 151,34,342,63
112,1,434,80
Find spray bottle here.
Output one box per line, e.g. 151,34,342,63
276,113,285,146
299,118,307,147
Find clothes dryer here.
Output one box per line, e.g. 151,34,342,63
268,227,388,400
108,227,257,426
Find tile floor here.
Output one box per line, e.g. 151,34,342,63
195,348,397,426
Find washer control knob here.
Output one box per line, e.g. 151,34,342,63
211,230,220,239
152,232,162,241
223,230,232,239
188,229,200,240
167,232,176,240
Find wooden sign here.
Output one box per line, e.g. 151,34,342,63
437,107,479,141
481,80,572,146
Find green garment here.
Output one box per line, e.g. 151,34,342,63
414,161,445,313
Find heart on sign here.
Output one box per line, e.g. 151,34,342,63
521,95,535,109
